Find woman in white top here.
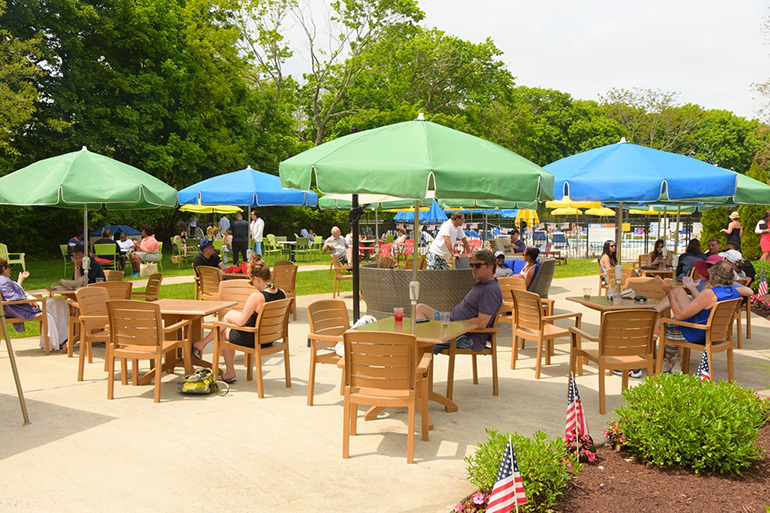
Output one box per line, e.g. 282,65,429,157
515,247,540,289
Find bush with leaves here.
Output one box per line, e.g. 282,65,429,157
612,373,770,475
464,429,581,512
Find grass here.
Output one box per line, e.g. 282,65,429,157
5,253,596,340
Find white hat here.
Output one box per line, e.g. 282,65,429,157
494,251,505,258
718,249,743,263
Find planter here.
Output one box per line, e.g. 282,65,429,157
359,264,475,319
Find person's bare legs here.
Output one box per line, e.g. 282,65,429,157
416,303,436,320
222,347,236,380
193,310,239,354
661,288,690,368
130,253,141,272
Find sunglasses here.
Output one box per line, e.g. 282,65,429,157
470,263,487,269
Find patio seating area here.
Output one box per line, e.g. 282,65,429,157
3,273,769,512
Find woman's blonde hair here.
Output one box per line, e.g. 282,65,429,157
248,254,270,281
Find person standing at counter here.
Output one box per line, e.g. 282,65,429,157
427,211,470,270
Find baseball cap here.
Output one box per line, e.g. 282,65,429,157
199,239,214,250
695,254,724,278
494,251,505,258
718,249,743,264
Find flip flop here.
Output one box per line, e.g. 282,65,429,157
192,348,201,360
219,375,237,384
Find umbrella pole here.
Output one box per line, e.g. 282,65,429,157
484,210,488,245
411,201,420,335
352,194,360,322
83,205,89,283
674,206,681,255
615,202,623,263
1,305,30,424
375,210,379,243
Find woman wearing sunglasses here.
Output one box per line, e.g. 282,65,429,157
598,240,617,278
514,246,540,289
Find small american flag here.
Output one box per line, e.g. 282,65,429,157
486,438,527,513
697,352,711,382
566,373,590,438
758,270,768,297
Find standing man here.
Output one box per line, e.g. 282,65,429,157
218,214,230,238
250,210,264,256
427,211,470,270
509,228,526,253
231,212,249,265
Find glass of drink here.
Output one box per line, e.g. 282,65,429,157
95,278,105,283
582,288,591,299
393,307,404,323
440,311,450,326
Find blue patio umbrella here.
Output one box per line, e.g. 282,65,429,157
90,225,141,237
545,138,739,260
177,166,317,207
394,199,447,224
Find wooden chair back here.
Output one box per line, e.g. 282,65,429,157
511,289,544,331
625,277,666,300
196,265,222,299
707,299,741,343
104,270,124,282
377,256,397,269
403,256,426,269
76,287,110,318
690,267,704,281
255,298,293,347
342,330,417,391
598,309,657,358
141,273,163,301
272,263,297,294
307,300,350,338
218,280,255,312
90,281,133,300
107,300,163,349
332,254,349,275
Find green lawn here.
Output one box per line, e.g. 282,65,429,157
6,254,598,340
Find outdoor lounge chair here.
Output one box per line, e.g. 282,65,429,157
0,243,26,271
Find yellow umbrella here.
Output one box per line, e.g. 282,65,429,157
551,207,582,216
545,195,600,209
629,206,692,216
179,204,243,214
516,209,539,225
584,207,617,216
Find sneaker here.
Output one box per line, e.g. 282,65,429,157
628,369,643,379
131,272,140,277
661,358,674,374
612,369,623,376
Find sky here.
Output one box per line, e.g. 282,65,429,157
416,0,770,120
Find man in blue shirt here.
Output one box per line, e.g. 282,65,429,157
510,228,526,253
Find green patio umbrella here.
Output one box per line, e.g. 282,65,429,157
280,115,553,325
0,146,177,279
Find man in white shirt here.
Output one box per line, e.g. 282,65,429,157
250,210,264,256
218,215,230,236
323,226,350,263
427,211,471,270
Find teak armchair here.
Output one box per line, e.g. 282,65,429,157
511,289,581,378
331,254,353,298
272,263,298,320
0,289,48,353
211,297,294,398
569,309,657,414
195,265,222,300
656,299,740,380
132,273,163,301
75,287,111,381
89,281,132,300
342,330,431,464
106,300,191,403
306,299,349,406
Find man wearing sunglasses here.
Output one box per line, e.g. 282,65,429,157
416,250,502,354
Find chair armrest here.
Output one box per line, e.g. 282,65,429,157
658,317,707,331
209,320,257,333
544,312,582,323
569,326,598,343
469,327,496,334
8,252,25,258
309,333,344,343
79,315,108,323
163,318,192,333
416,353,432,375
2,297,44,306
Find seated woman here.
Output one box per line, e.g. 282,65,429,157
598,240,617,281
647,238,671,267
193,255,285,384
514,247,540,289
394,228,407,244
675,239,705,280
655,261,747,373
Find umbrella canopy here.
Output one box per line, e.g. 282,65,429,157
692,171,770,205
179,204,243,214
178,166,318,207
394,199,447,224
545,138,737,202
90,225,141,237
279,116,553,324
551,207,582,216
280,117,553,203
584,207,617,216
545,196,600,209
516,209,540,226
628,206,694,216
0,147,177,209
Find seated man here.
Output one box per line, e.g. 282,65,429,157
494,251,513,278
71,244,105,284
322,226,350,264
93,228,125,269
193,239,227,271
129,225,160,277
509,228,526,253
416,249,502,354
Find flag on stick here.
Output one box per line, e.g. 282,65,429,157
758,270,768,297
697,352,711,382
566,373,590,438
486,438,527,513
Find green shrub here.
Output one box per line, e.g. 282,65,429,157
613,373,770,475
464,429,581,512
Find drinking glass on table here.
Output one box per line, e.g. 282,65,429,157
582,288,591,299
393,307,404,322
440,311,450,326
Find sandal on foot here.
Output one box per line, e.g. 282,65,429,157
192,348,201,360
220,375,236,384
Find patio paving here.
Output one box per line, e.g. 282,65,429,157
2,274,769,512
